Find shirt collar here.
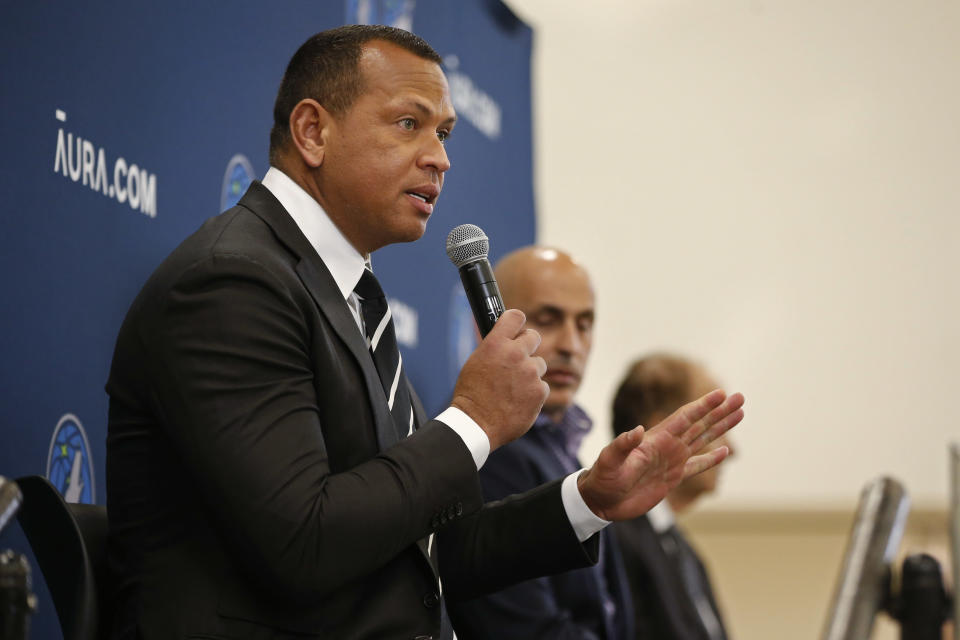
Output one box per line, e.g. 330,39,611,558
261,166,368,300
534,404,593,461
647,499,676,533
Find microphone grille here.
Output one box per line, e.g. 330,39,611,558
445,224,489,267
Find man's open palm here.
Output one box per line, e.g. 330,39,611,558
578,389,745,521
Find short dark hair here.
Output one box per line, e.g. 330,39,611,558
268,25,443,164
611,354,702,437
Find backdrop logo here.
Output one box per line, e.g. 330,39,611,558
46,413,95,504
221,154,255,212
448,285,477,381
346,0,415,30
388,297,419,348
443,56,502,140
52,109,158,218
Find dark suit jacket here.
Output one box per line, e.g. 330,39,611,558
614,515,728,640
105,182,597,640
449,423,634,640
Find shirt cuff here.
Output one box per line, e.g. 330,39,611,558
435,406,490,470
562,470,611,542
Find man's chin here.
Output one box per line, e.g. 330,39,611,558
377,221,429,249
399,218,430,243
543,393,576,418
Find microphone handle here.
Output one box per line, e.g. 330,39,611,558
459,259,504,338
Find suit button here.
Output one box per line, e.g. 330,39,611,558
423,592,440,608
455,502,463,516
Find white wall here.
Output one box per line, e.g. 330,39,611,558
506,0,960,508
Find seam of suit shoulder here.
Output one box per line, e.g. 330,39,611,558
169,207,300,310
203,207,294,286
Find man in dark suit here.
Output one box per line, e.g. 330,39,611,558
611,354,736,640
450,247,634,639
105,26,744,640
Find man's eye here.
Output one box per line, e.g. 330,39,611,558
399,118,416,131
532,314,558,327
437,129,450,144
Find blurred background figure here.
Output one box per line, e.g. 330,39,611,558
611,353,735,640
451,246,635,639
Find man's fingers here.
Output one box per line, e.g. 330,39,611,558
682,445,729,479
616,425,645,453
515,327,543,355
690,407,744,453
532,355,547,378
538,378,551,400
482,309,543,355
663,389,726,437
681,391,745,447
597,425,645,469
486,308,527,339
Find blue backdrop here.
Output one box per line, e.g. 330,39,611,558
0,1,535,636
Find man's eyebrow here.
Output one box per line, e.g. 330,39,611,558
531,304,564,316
402,99,457,125
529,305,594,321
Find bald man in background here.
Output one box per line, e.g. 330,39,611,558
450,247,634,639
612,354,735,640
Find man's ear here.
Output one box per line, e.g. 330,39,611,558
288,98,332,168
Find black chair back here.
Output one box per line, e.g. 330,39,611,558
15,475,107,640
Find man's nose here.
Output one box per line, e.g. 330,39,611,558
419,134,451,174
556,320,583,357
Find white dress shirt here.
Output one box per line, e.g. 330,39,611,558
647,499,676,534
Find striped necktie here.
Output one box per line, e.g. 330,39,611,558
354,268,414,440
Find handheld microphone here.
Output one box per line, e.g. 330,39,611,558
446,224,504,338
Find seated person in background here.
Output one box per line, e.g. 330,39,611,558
611,353,736,640
450,246,635,639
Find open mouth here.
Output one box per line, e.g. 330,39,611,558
406,190,438,205
405,183,440,206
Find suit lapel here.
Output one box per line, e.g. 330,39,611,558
237,182,399,453
408,381,427,431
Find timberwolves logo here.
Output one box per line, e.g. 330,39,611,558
448,284,478,381
220,154,255,212
46,414,95,504
346,0,416,31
